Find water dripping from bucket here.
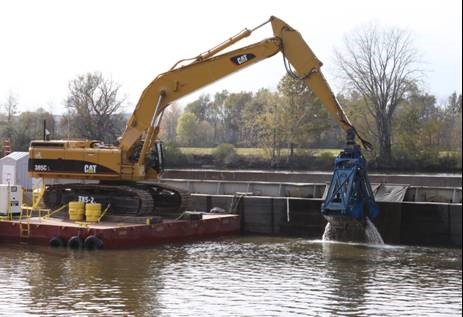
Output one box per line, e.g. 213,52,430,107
364,218,384,244
322,217,384,245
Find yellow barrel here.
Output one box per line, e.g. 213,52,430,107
85,203,102,222
68,201,85,221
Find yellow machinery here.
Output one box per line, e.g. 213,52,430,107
28,16,370,216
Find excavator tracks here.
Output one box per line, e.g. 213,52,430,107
147,183,191,217
42,182,190,217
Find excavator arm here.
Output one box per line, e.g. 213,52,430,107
120,16,370,165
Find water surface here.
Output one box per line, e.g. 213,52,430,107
0,237,461,316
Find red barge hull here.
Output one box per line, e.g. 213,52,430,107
0,214,240,249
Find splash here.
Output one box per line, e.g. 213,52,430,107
322,216,384,245
364,217,384,244
322,222,333,241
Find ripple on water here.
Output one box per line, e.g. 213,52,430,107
0,238,461,316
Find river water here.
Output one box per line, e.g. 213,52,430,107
0,237,461,316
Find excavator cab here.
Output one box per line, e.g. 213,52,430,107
148,141,164,173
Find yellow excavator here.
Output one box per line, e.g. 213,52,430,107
28,16,371,216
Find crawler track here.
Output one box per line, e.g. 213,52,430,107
42,182,190,217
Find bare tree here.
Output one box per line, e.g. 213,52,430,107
1,92,18,140
159,103,182,143
3,92,18,124
65,72,125,144
335,23,421,162
446,92,462,152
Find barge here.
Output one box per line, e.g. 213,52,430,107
0,213,240,249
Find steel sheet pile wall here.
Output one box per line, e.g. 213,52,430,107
400,203,462,246
190,194,461,247
163,169,462,187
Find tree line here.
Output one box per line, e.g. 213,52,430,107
167,74,341,160
1,23,461,171
163,82,461,166
1,73,460,171
0,72,127,153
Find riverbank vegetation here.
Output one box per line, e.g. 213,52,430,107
1,23,461,173
1,75,460,173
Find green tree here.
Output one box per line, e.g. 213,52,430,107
253,89,285,162
14,108,56,151
222,92,253,144
277,74,331,157
393,88,442,159
240,89,267,147
212,143,238,166
197,120,214,146
176,112,200,146
447,92,462,113
185,94,211,122
210,90,229,144
444,92,462,152
184,91,231,145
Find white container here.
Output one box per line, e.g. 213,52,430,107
0,184,23,215
0,152,32,190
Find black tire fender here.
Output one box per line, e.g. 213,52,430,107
84,235,104,250
67,235,83,249
49,236,64,248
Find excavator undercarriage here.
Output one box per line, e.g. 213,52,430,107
42,182,190,217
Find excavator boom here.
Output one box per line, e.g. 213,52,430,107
121,16,369,163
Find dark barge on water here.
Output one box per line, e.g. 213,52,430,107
0,213,240,250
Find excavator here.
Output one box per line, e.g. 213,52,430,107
28,16,379,230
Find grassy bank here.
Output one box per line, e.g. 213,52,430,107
179,147,341,157
165,146,461,173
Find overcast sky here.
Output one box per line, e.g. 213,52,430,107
0,0,461,114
